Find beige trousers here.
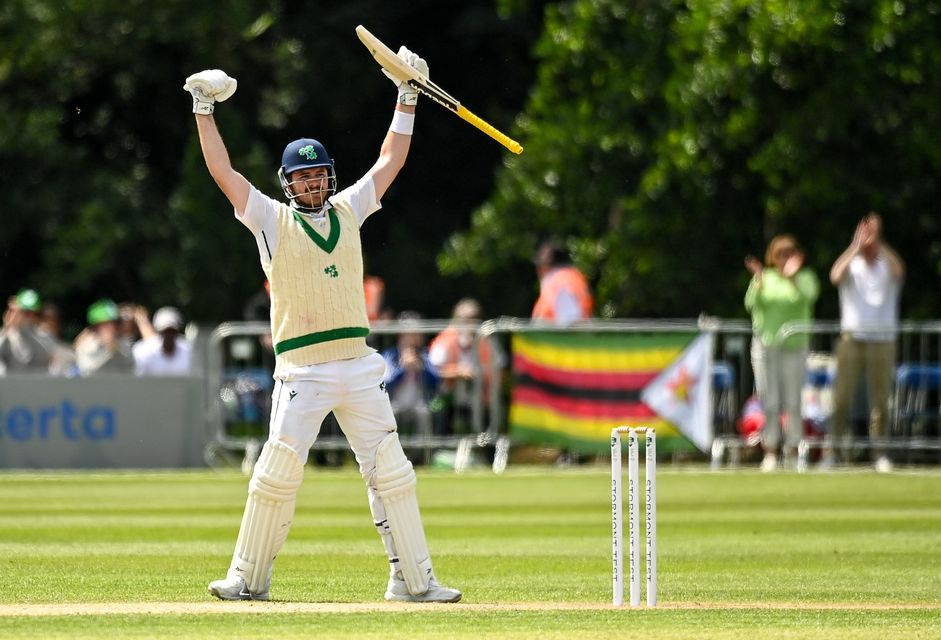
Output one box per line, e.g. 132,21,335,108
828,334,895,457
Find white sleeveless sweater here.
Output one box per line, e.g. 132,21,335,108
266,195,372,376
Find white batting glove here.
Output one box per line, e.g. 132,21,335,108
381,46,428,106
183,69,238,114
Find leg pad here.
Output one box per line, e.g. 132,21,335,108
231,440,304,594
375,432,433,595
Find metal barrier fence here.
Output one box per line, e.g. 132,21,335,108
204,318,941,472
204,320,507,471
784,320,941,466
710,320,941,468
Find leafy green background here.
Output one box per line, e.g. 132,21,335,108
2,0,939,331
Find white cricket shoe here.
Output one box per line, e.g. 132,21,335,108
760,452,778,472
384,575,462,603
208,575,269,601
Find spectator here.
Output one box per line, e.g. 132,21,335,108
363,270,387,352
382,312,440,436
824,213,905,473
133,306,193,376
364,273,385,323
531,241,593,325
0,289,52,374
744,235,820,471
37,301,77,376
118,302,155,350
74,299,135,375
428,298,503,435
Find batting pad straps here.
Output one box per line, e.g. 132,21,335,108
389,110,415,136
232,440,304,594
375,432,433,595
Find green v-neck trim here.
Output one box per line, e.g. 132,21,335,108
293,208,340,253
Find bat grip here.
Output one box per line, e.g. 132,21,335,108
456,106,524,155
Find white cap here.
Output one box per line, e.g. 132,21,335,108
153,306,183,332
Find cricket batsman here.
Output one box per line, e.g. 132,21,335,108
185,45,461,603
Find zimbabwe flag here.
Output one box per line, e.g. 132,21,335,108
509,331,700,454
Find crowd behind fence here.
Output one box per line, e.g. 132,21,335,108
204,318,941,472
2,318,939,470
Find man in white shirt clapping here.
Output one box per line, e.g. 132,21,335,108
825,213,905,472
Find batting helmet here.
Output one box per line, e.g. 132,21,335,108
277,138,336,212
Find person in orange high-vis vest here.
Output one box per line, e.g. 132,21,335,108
363,274,385,322
531,242,593,324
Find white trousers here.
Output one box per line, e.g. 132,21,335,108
750,338,806,450
228,352,406,586
270,352,396,482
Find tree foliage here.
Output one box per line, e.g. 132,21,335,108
4,0,940,330
0,0,546,329
442,0,941,319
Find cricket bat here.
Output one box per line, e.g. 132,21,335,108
356,25,524,155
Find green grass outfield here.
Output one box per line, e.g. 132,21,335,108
2,465,940,639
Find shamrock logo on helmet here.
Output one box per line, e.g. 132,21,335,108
298,145,318,160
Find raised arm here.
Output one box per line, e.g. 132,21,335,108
370,104,417,201
829,219,866,285
368,47,427,200
184,70,251,212
194,114,251,212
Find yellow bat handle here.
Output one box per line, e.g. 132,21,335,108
456,105,524,155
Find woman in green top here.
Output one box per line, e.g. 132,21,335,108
745,235,820,471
